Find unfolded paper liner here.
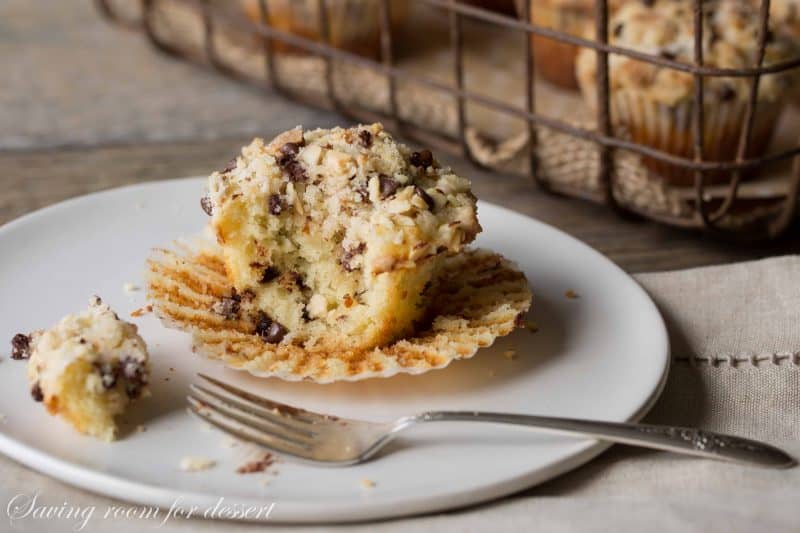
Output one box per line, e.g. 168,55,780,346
141,0,793,228
145,242,532,383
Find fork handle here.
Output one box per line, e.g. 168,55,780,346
407,412,795,469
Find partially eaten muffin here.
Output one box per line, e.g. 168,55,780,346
19,297,150,441
203,123,480,351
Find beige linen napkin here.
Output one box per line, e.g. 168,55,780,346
2,256,799,532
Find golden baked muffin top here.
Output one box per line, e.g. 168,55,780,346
206,123,480,278
576,0,798,106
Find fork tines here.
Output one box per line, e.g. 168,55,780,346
187,374,318,458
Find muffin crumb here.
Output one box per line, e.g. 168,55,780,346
130,305,153,317
179,456,216,472
123,283,140,293
26,297,150,441
236,453,275,475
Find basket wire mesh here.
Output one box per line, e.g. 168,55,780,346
96,0,800,241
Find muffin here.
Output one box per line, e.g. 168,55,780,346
515,0,624,90
576,0,799,186
203,123,480,353
765,0,800,37
241,0,407,59
17,297,150,441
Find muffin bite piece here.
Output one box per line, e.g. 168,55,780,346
20,297,150,441
204,123,480,352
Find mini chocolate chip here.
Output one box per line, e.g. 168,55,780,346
355,181,370,203
613,23,624,38
254,311,273,338
301,307,312,322
95,362,119,389
213,296,241,320
261,266,280,283
410,149,433,168
268,194,285,215
280,142,301,157
263,321,288,344
414,186,435,210
125,382,143,399
200,196,213,216
277,152,293,168
358,130,373,148
421,280,433,295
222,158,237,173
660,50,677,61
288,271,305,288
285,160,308,182
378,174,400,199
642,0,654,6
120,356,147,399
341,242,366,272
11,333,31,360
275,143,308,182
31,383,43,402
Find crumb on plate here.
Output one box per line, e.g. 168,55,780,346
179,456,216,472
123,283,140,294
236,453,275,475
130,305,153,318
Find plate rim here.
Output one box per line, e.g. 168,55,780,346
0,177,670,523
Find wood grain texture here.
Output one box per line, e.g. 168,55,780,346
3,138,800,274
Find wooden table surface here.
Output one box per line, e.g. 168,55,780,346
3,0,800,274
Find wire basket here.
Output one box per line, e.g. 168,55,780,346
96,0,800,241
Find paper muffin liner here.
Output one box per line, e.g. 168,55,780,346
610,92,783,186
241,0,407,59
146,243,532,383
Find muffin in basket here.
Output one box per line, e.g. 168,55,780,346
575,0,799,186
515,0,624,90
240,0,407,59
17,297,150,441
766,0,800,37
147,124,531,383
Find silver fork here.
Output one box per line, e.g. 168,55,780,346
187,374,795,469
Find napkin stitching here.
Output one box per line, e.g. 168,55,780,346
674,352,800,368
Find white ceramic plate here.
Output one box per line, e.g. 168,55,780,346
0,178,669,523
